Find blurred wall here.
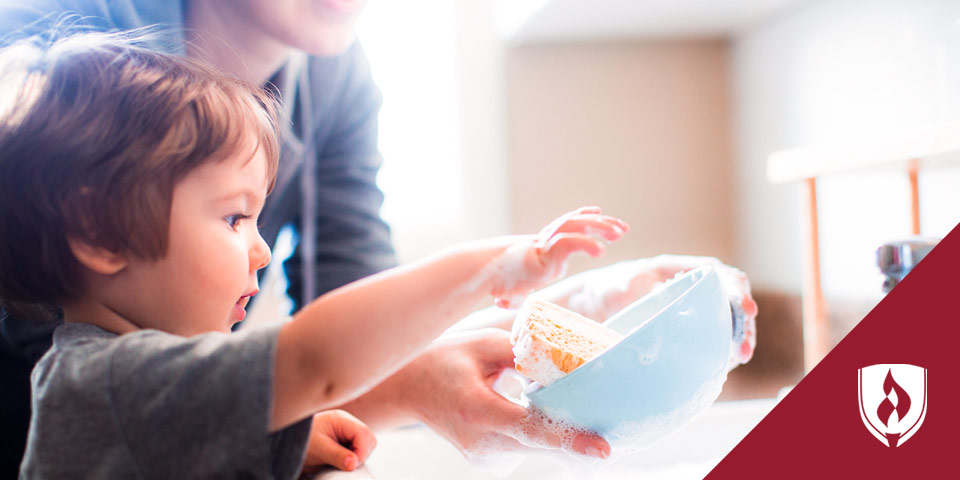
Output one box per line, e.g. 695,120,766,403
357,0,511,263
505,41,735,274
732,0,960,300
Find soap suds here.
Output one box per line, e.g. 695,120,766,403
510,326,568,386
454,242,558,310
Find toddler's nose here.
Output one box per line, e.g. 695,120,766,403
251,233,271,272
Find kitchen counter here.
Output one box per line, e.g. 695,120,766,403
311,398,778,480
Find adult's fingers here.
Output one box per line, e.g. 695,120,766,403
438,328,519,379
512,410,610,459
481,393,555,448
571,432,611,458
469,329,519,377
476,387,609,458
741,292,759,317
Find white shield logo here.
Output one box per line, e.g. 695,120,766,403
858,364,927,447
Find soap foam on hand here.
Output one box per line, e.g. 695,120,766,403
459,407,613,479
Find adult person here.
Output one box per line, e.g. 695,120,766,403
0,0,758,475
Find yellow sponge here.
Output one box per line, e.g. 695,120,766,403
511,299,624,386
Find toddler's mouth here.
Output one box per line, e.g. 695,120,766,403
237,290,259,308
232,290,258,323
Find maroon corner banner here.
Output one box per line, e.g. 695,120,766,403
706,222,960,479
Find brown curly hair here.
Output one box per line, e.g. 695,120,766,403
0,32,282,320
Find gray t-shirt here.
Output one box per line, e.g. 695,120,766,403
20,322,311,479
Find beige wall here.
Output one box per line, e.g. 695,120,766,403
505,41,735,273
732,0,960,298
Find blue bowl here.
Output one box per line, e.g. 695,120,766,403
526,266,731,446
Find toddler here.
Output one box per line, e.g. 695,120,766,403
0,33,626,478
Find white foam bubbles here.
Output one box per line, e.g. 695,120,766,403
453,241,554,309
511,326,566,386
454,408,605,478
491,369,531,407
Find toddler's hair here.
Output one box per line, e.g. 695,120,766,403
0,31,281,320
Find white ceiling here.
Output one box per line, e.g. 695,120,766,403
503,0,809,44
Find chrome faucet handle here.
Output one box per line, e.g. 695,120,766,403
876,236,939,293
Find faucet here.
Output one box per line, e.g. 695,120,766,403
876,237,939,293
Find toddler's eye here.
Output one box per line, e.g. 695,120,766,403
226,213,251,229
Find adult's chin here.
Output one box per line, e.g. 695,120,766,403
303,28,358,57
315,0,367,17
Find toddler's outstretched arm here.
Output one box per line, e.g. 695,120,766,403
272,207,627,429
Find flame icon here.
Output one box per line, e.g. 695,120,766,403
876,369,911,428
858,364,926,448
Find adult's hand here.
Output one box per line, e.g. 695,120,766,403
339,329,610,459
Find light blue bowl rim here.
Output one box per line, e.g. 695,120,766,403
527,265,718,397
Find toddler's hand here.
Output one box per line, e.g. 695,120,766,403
302,410,377,473
493,207,628,309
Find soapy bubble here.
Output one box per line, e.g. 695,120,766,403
457,242,555,310
491,369,530,406
510,328,567,387
453,406,606,478
508,409,602,458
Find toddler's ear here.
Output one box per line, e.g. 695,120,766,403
68,238,127,275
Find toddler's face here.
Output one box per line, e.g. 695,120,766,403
118,138,272,335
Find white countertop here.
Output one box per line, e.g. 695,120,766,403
312,397,778,480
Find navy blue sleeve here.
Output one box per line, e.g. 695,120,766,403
283,45,398,308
